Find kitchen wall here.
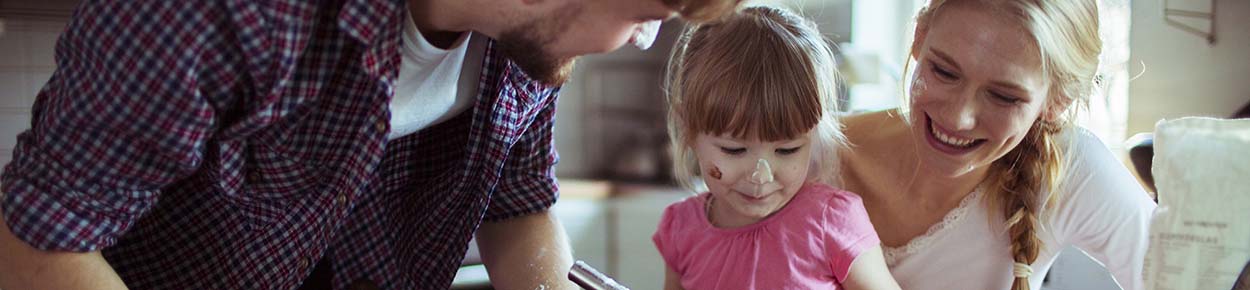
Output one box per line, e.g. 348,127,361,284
553,0,853,180
1126,0,1250,135
1,1,1217,290
0,16,63,168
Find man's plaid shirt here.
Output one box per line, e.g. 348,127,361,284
1,0,561,288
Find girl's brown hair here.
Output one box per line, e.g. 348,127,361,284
666,6,846,190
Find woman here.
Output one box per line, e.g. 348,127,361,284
834,0,1155,289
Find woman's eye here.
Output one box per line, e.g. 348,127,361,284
720,147,747,155
990,91,1022,105
931,63,957,81
776,146,802,155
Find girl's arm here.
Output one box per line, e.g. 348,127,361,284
664,265,686,290
841,245,902,290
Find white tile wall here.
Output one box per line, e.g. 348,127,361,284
0,24,28,67
0,149,11,170
0,18,65,169
0,112,29,150
0,71,29,106
26,69,52,98
26,28,59,67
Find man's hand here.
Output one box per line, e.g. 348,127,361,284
476,210,577,290
0,214,129,290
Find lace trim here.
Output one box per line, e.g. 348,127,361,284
882,190,983,266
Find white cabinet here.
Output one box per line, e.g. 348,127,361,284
607,188,689,289
451,182,690,290
555,183,689,290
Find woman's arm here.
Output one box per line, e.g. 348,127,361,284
664,265,685,290
841,245,902,290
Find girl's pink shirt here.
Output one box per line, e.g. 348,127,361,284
653,183,881,289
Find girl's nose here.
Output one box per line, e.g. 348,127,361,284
749,158,774,185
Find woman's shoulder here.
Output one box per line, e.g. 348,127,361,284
1056,126,1107,153
1054,126,1132,182
1043,127,1156,253
835,110,913,194
1046,126,1155,228
840,109,907,143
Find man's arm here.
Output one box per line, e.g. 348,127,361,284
0,1,232,288
0,214,128,290
475,210,576,290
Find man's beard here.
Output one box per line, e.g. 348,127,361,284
496,4,581,87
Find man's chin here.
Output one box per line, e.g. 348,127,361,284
497,44,577,87
530,58,576,87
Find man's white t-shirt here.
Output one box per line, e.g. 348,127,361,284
388,10,487,140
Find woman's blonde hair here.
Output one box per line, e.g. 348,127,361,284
906,1,1103,289
665,6,846,190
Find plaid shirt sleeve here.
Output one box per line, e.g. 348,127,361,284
0,1,230,252
483,94,561,221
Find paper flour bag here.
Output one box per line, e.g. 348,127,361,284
1145,117,1250,290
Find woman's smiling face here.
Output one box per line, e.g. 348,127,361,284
907,3,1054,178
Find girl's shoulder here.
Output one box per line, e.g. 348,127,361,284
801,183,861,201
660,193,709,221
799,184,879,254
796,183,870,218
656,193,712,234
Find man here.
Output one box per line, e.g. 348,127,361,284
0,0,740,289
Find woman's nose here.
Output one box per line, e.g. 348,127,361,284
940,87,979,131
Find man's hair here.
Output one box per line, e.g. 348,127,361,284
663,0,747,22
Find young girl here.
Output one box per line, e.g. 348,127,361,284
652,6,901,290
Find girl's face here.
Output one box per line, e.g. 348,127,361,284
693,131,813,227
907,4,1054,178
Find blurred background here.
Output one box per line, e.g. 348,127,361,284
1,0,1247,289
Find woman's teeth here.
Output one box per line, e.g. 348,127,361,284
931,122,976,147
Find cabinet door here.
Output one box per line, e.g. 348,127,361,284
553,197,611,273
610,186,689,290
